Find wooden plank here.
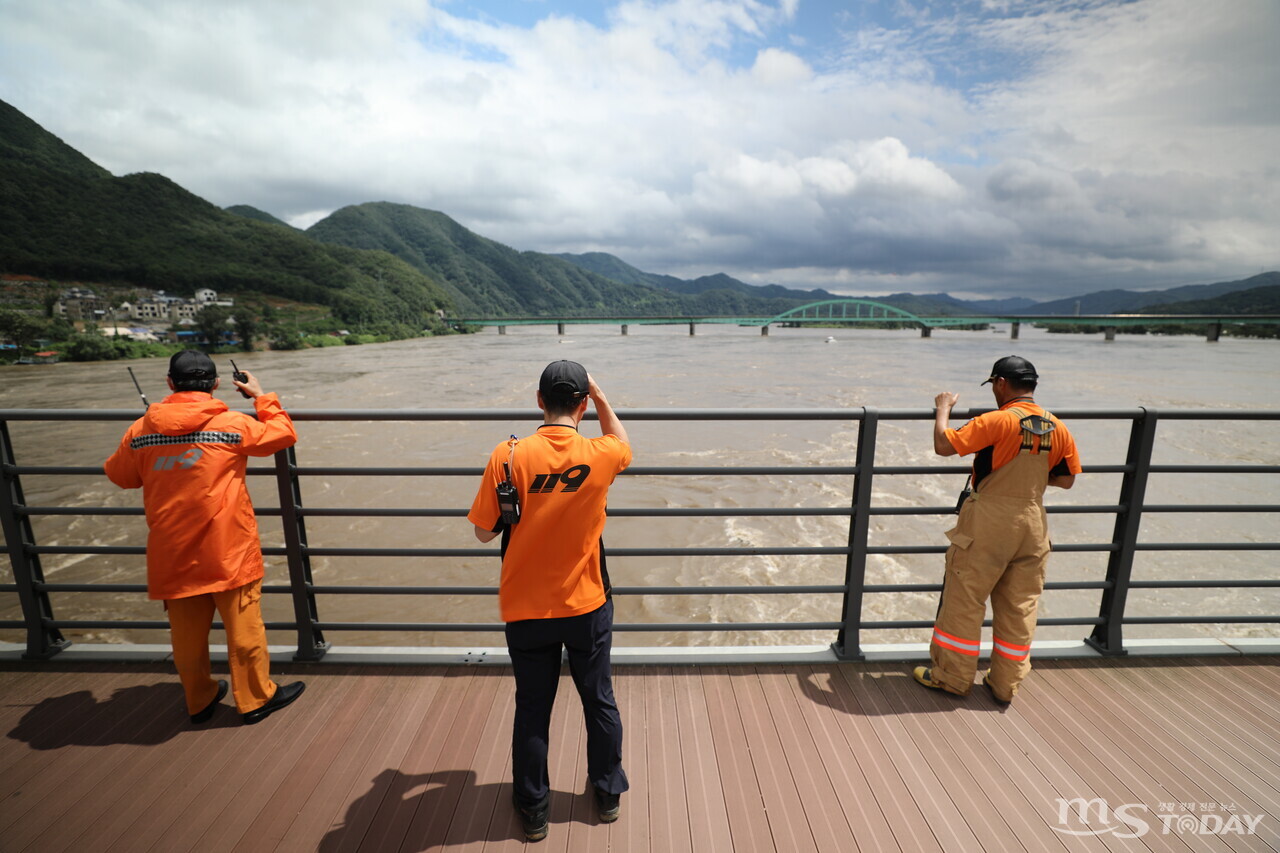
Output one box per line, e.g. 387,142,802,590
267,669,411,853
230,670,392,852
838,665,983,853
754,666,859,853
446,669,520,852
0,670,186,844
0,657,1277,853
672,665,734,853
151,672,353,853
400,670,506,852
941,674,1114,853
637,665,692,853
354,669,480,852
299,668,448,853
785,665,903,853
875,666,1064,850
817,664,944,853
1068,661,1280,852
608,664,650,853
701,666,775,852
1014,663,1191,853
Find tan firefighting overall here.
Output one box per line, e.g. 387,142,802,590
929,408,1054,702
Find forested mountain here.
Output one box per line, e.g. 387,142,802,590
5,98,1275,327
1139,282,1280,314
556,252,839,302
305,203,822,317
1022,273,1278,315
0,99,452,328
226,204,295,229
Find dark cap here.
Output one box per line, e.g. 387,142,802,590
982,355,1038,386
168,350,217,380
539,360,588,404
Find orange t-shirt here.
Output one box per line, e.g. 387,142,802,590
945,400,1081,490
469,424,631,623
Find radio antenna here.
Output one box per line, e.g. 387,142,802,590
126,367,149,409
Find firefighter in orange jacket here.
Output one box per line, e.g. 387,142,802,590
914,356,1082,706
105,351,305,725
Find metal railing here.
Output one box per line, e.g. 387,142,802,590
2,408,1278,662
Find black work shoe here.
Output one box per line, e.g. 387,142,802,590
512,793,549,842
242,681,305,725
190,679,228,724
983,672,1012,707
594,789,620,823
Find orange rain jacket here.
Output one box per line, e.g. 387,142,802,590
104,391,298,600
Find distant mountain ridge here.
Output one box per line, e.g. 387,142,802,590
1020,273,1280,315
3,97,1275,324
305,203,832,318
0,99,452,328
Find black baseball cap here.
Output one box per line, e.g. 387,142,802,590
981,355,1038,386
168,350,217,380
539,360,588,404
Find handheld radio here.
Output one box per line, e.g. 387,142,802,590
496,436,521,525
228,359,252,399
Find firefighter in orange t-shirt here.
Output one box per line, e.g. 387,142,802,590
105,351,304,725
469,360,630,842
913,356,1082,706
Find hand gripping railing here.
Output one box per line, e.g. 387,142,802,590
2,408,1278,661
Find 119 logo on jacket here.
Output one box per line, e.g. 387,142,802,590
528,464,592,494
152,448,203,471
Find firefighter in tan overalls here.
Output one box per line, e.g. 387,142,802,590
913,356,1082,706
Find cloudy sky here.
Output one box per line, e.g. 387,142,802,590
2,0,1276,300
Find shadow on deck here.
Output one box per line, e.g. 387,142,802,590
2,657,1278,852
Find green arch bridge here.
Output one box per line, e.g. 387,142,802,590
453,299,1280,342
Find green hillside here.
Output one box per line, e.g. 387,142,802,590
1024,272,1279,315
0,99,452,329
1139,282,1280,314
226,204,296,229
309,203,712,317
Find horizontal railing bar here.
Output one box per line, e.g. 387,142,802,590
26,579,1262,596
18,502,1276,520
29,541,1275,560
7,407,1280,423
1121,616,1280,624
1128,579,1280,588
11,461,1278,480
36,613,1277,632
860,617,1104,629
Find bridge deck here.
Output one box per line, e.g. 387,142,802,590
2,656,1278,852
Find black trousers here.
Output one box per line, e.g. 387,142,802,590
505,600,628,807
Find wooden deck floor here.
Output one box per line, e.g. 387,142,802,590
1,656,1278,852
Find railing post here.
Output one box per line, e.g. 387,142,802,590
833,408,875,661
1086,407,1158,656
0,420,70,659
274,445,329,661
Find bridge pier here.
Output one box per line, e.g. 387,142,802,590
1206,322,1222,342
1010,322,1020,340
557,323,565,336
920,326,932,338
621,324,628,336
498,326,506,336
689,322,696,336
1104,326,1117,341
761,325,769,336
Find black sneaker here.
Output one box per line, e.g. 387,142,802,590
512,793,548,842
595,789,620,823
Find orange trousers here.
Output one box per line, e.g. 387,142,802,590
166,579,278,715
